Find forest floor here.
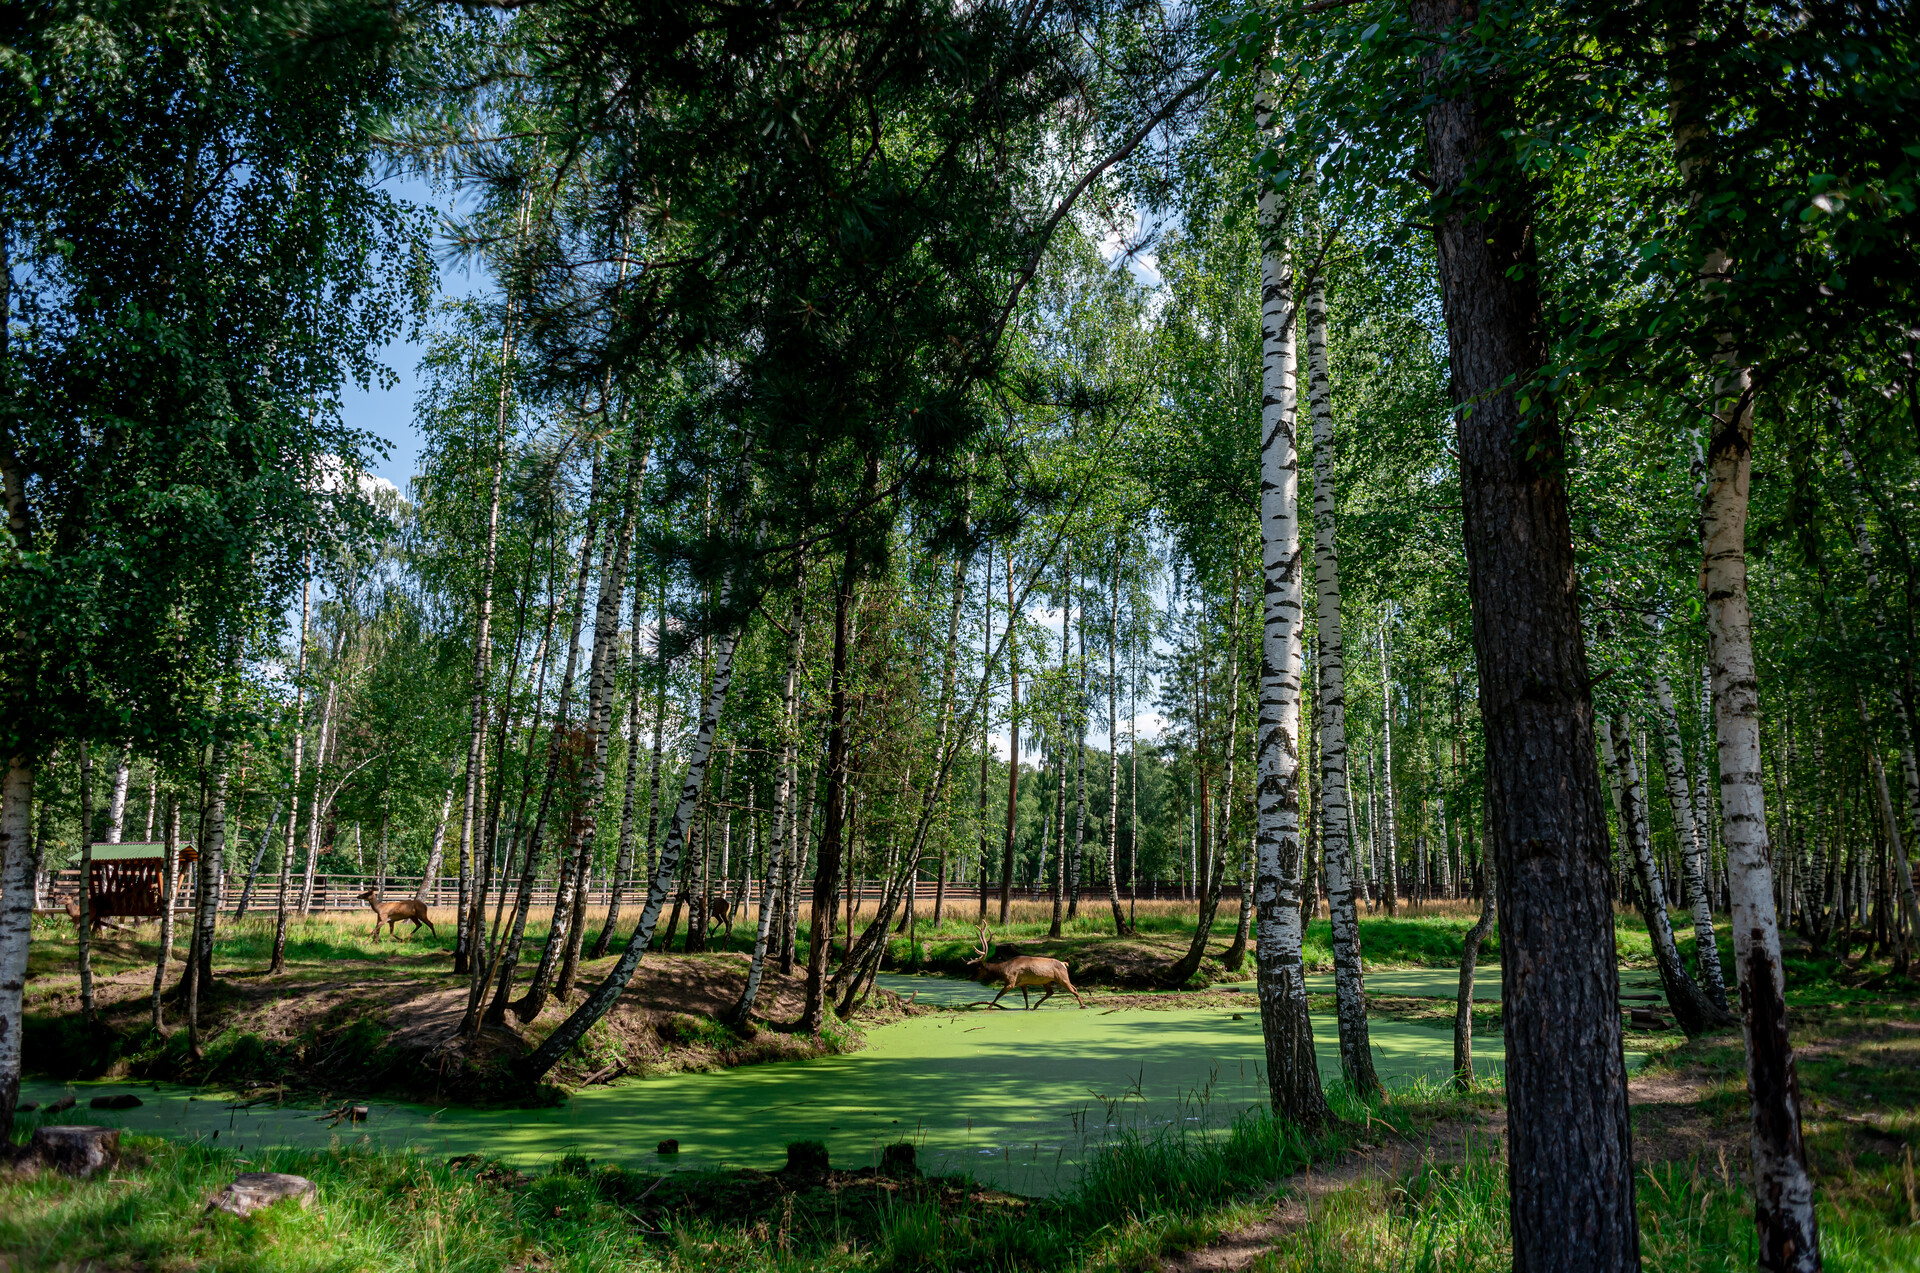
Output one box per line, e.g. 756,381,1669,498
6,918,1916,1270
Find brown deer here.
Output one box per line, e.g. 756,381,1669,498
966,924,1085,1010
357,889,436,942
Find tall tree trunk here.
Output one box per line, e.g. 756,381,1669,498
415,763,459,904
1168,569,1244,987
979,549,996,919
297,667,340,915
783,757,815,973
1671,16,1820,1257
1454,846,1496,1089
730,575,807,1026
77,743,95,1018
520,605,741,1080
1304,269,1379,1098
545,440,647,1010
591,569,650,959
1602,713,1735,1037
184,730,233,1054
150,797,179,1031
1415,0,1639,1259
999,543,1020,924
1836,445,1920,948
1646,653,1729,1008
803,559,859,1031
1071,567,1086,923
1105,544,1128,934
232,803,284,919
0,756,34,1142
472,498,597,1032
454,214,523,975
1378,628,1400,915
1249,155,1328,1126
268,570,312,974
107,749,131,844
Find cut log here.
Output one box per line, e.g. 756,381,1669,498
1629,1008,1672,1030
206,1172,319,1218
89,1094,143,1111
30,1126,121,1178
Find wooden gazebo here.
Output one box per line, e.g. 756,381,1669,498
67,843,196,928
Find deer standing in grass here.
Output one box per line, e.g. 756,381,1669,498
357,889,436,942
966,924,1084,1009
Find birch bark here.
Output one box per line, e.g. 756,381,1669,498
1603,713,1734,1037
592,573,649,958
730,577,806,1026
1000,543,1020,924
1646,649,1729,1008
107,750,131,843
269,571,312,974
1105,545,1128,933
1378,628,1399,914
0,758,33,1140
472,496,596,1031
520,605,741,1080
415,763,458,904
1250,120,1327,1125
1675,67,1820,1273
1305,271,1378,1097
546,438,648,1010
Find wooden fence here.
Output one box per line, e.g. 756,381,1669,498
35,867,1224,917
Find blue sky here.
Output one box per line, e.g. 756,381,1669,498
338,172,484,495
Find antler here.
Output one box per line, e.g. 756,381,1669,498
973,922,990,959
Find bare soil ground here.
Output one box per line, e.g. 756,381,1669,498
23,938,914,1103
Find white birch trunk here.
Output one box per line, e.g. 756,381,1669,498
521,606,742,1079
1379,630,1400,913
0,757,34,1138
1251,134,1326,1125
107,749,131,844
415,761,459,904
1603,713,1730,1036
1701,351,1820,1268
1305,272,1378,1096
269,572,312,973
1646,651,1728,1009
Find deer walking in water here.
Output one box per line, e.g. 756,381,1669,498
966,923,1084,1009
357,889,436,942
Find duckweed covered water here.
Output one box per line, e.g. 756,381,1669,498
21,974,1540,1195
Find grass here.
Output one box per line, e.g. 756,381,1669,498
1250,1144,1920,1273
1,1081,1473,1272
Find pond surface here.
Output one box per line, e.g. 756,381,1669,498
23,968,1651,1195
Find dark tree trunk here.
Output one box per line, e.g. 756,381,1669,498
1413,0,1639,1264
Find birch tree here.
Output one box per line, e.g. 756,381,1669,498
1304,268,1378,1097
1250,112,1327,1124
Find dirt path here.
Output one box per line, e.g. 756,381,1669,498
1159,1060,1733,1273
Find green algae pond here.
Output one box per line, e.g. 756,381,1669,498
19,970,1653,1195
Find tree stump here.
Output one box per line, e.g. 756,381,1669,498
879,1142,917,1178
782,1140,831,1184
206,1173,319,1218
30,1126,121,1178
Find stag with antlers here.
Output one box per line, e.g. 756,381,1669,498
965,924,1084,1010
